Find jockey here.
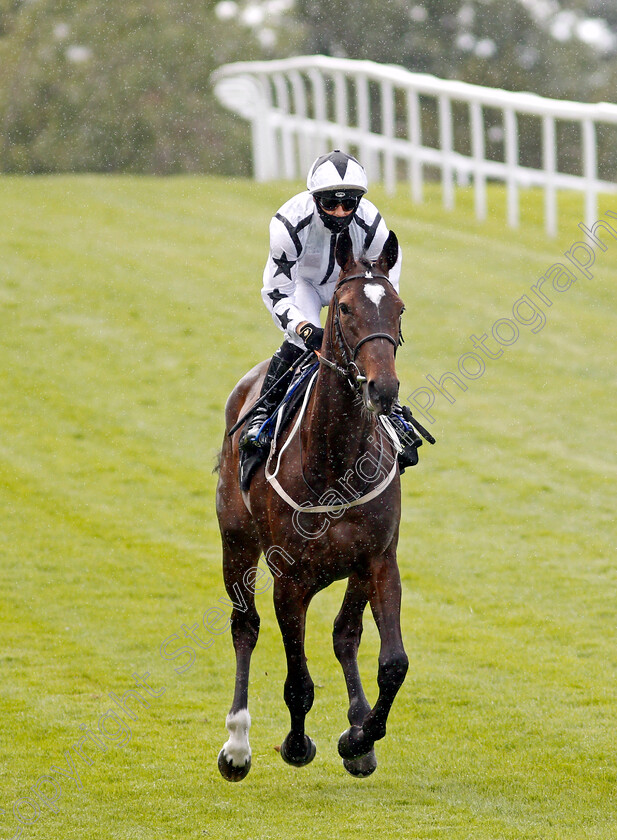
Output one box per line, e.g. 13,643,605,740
240,149,423,471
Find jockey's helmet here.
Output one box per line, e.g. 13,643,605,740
307,150,367,232
306,150,368,195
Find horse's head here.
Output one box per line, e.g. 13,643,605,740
324,229,404,416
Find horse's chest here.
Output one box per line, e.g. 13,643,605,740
326,517,393,556
275,499,396,567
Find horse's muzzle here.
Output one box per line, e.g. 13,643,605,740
365,378,399,416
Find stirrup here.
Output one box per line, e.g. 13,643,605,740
388,404,422,473
239,413,270,452
238,409,275,490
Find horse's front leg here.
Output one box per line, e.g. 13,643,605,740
333,575,378,777
273,580,317,767
338,549,408,762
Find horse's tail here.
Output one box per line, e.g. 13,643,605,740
212,449,222,474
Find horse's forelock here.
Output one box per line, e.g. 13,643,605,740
336,253,394,292
336,254,373,289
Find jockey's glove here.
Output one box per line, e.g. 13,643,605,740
298,323,324,351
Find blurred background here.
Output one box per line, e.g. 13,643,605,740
1,0,616,177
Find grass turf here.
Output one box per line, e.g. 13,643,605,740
0,175,616,839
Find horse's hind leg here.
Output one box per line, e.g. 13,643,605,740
217,527,262,782
333,575,377,777
274,582,317,767
338,548,409,764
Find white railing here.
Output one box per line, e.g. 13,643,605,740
212,55,617,236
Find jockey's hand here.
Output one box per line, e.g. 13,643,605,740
298,322,324,352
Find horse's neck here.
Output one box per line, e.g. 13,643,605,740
301,363,375,489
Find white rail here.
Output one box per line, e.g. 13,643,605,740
212,55,617,236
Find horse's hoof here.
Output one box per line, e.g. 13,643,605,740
280,733,317,767
343,748,377,778
338,726,372,760
218,748,251,782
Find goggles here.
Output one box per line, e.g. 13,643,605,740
316,192,362,212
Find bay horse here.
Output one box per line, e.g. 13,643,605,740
215,229,408,780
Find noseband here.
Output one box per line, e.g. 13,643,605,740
319,269,402,389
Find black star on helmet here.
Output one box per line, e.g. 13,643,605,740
277,308,292,329
312,149,350,179
273,251,296,279
268,288,288,305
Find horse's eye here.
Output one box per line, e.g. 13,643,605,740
339,303,350,315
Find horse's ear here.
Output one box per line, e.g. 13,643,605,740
376,231,399,274
335,230,354,271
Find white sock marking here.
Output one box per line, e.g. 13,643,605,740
222,709,251,767
364,283,386,308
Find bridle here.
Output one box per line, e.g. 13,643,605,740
318,268,403,390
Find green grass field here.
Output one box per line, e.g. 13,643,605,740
1,175,616,840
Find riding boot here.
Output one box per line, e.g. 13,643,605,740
388,401,424,473
239,341,304,453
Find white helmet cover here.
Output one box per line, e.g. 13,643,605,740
306,150,368,195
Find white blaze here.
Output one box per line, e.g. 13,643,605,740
364,283,386,308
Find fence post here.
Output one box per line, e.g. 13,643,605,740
406,87,423,204
582,117,598,229
381,79,396,195
333,70,349,151
356,73,377,181
504,107,519,228
257,73,276,180
470,99,487,221
289,70,311,175
439,94,454,210
308,67,329,162
273,73,296,180
543,114,557,237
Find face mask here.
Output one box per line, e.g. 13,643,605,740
314,200,356,233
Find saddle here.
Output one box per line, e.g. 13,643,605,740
239,359,319,492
